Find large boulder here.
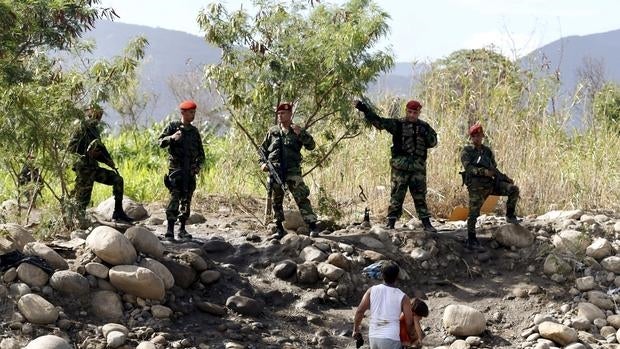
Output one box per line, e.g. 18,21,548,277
282,210,305,230
23,242,68,270
586,238,614,260
91,290,123,321
49,270,90,296
139,258,174,289
442,304,486,336
492,224,534,248
17,263,49,287
543,254,572,275
109,265,165,301
124,226,164,259
552,230,591,255
226,295,262,316
25,335,71,349
0,223,35,252
86,226,137,265
538,321,578,346
577,302,606,322
17,294,59,324
95,196,148,221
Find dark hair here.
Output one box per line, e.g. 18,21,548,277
381,262,399,284
411,298,429,317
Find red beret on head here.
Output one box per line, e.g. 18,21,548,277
406,100,422,110
468,123,484,136
276,102,293,112
179,100,197,110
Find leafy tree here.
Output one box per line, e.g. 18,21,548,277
198,0,393,175
593,82,620,130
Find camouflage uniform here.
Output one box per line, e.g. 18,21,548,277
461,144,519,241
68,118,125,218
361,109,438,223
260,125,317,226
158,121,206,224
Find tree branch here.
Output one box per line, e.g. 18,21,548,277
302,130,360,177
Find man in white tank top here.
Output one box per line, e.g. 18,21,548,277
353,262,415,349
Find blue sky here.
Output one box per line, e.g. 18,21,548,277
98,0,619,62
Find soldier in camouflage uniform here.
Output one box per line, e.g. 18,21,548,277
158,100,206,241
68,104,133,224
354,99,438,232
260,102,319,239
461,123,519,250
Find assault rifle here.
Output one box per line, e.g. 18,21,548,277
87,139,118,174
259,147,288,221
463,154,513,188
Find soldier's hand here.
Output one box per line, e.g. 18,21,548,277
291,124,302,135
87,148,101,159
171,130,183,141
260,164,269,172
484,169,495,177
353,100,369,113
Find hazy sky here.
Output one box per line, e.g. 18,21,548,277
98,0,619,62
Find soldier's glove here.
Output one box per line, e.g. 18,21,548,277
354,100,369,113
484,169,495,177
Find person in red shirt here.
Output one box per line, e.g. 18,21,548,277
400,298,428,348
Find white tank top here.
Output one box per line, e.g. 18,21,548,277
368,283,405,341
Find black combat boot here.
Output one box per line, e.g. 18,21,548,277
309,221,319,238
270,221,287,240
112,198,133,222
165,220,175,241
178,220,192,240
465,218,484,251
506,206,519,224
421,217,437,234
386,217,397,229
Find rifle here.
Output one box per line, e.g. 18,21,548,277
258,147,288,223
87,139,118,174
472,154,513,187
179,125,191,196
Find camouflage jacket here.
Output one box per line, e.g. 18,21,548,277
67,118,102,167
158,121,206,171
259,125,315,175
460,144,496,187
363,109,437,173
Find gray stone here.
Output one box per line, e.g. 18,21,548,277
226,295,262,316
24,335,71,349
49,270,90,295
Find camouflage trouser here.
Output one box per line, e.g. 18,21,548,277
387,167,431,220
467,181,520,237
165,169,197,222
272,173,317,224
72,164,124,214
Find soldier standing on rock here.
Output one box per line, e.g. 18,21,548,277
460,123,520,250
158,100,206,241
354,99,438,233
259,102,320,239
68,104,133,226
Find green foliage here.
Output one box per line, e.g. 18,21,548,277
593,82,620,129
199,0,393,174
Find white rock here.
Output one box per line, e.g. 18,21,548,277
586,238,614,260
442,304,486,336
601,256,620,274
537,321,578,346
577,302,606,322
16,263,48,287
139,258,174,289
552,229,590,255
124,226,164,259
108,265,165,300
24,335,71,349
23,242,68,270
575,276,596,291
86,226,137,265
17,294,58,324
85,262,109,279
537,210,583,221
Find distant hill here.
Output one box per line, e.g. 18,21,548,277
81,21,620,126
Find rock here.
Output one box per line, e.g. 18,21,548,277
196,301,227,316
85,262,109,279
614,221,620,233
17,293,58,324
601,256,620,274
571,316,591,331
22,242,68,270
537,210,583,221
543,254,571,275
106,331,126,348
575,276,596,291
449,340,468,349
317,262,345,281
95,196,148,221
537,321,578,346
86,226,137,265
586,238,614,260
91,290,123,321
24,335,71,349
577,302,606,322
410,247,431,261
534,314,557,325
296,262,319,284
124,226,164,259
109,265,165,300
359,236,385,249
564,343,586,349
0,338,20,349
226,295,262,316
493,224,534,247
9,282,30,299
202,239,233,253
16,263,48,287
139,258,174,289
300,246,327,262
442,304,486,336
283,210,305,230
136,342,157,349
587,290,614,310
600,325,616,338
273,260,297,279
186,212,206,224
607,314,620,329
327,252,351,271
552,229,591,255
0,223,35,253
102,323,129,337
151,305,173,318
361,250,386,261
200,270,221,284
179,251,209,271
160,259,196,288
49,270,90,295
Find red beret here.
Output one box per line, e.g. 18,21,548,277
276,103,293,112
468,123,484,136
406,100,422,110
179,100,197,110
